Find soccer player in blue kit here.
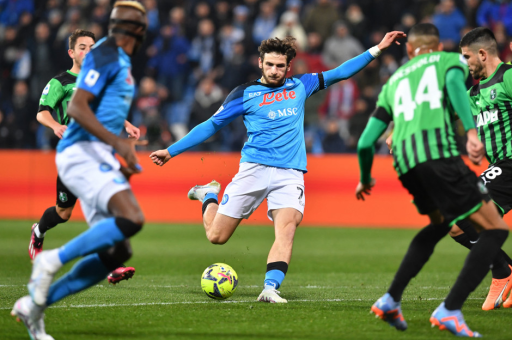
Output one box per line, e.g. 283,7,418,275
11,2,147,339
150,32,406,303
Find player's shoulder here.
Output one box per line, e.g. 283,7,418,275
87,37,121,69
225,80,261,103
52,71,76,87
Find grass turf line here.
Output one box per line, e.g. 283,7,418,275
1,220,511,339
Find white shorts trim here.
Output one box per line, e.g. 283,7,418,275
56,141,131,226
217,162,305,221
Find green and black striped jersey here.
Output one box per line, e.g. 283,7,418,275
374,51,469,176
38,70,78,126
468,62,512,164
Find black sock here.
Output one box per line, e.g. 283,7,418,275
388,222,450,302
38,206,67,234
445,229,509,310
452,220,511,279
202,198,218,215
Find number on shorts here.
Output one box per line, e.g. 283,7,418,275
482,166,502,180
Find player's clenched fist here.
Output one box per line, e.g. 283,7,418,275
150,149,172,166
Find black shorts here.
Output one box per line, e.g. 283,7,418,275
480,159,512,215
56,175,77,208
399,157,490,226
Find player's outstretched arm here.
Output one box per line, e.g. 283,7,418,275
68,89,145,173
323,31,406,88
356,117,389,200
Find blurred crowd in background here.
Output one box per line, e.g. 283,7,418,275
1,0,512,154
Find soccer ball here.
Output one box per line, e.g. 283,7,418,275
201,263,238,299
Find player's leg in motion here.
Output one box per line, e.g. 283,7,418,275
12,189,144,339
430,201,508,337
188,180,242,244
257,208,302,303
372,210,449,331
29,176,77,260
450,220,512,310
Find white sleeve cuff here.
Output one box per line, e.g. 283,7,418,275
368,46,382,58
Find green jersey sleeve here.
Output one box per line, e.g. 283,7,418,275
38,78,65,113
443,52,469,79
373,83,393,124
502,67,512,96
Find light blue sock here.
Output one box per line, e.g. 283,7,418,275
264,269,286,289
58,217,125,264
46,253,111,305
204,192,218,202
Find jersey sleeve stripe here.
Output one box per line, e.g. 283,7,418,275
372,106,392,124
411,133,420,167
38,105,53,113
318,73,325,91
496,105,508,159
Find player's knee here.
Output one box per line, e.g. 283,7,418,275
56,206,73,221
207,231,228,245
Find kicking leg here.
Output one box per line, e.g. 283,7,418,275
257,208,302,303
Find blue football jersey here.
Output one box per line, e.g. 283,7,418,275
57,37,135,152
211,74,325,172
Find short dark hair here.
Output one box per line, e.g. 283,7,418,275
69,29,96,50
459,27,498,55
258,36,297,64
408,23,440,38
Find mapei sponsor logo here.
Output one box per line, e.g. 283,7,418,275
259,89,296,107
476,109,498,127
268,107,298,120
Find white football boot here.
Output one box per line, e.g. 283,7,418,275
11,295,54,340
257,287,288,303
187,180,221,202
28,250,62,306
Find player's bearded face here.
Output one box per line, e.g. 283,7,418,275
72,37,95,68
259,53,290,86
461,47,485,80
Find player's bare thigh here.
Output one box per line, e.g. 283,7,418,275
205,203,242,245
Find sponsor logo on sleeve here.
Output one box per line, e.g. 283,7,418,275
42,84,50,95
84,69,100,87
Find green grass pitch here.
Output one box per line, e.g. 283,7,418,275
1,220,512,339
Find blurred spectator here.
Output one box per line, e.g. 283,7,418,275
252,1,277,44
186,2,211,40
8,81,38,148
218,23,245,62
291,32,326,74
432,0,466,51
147,25,190,102
347,97,373,151
464,0,481,28
379,54,398,84
270,11,307,50
144,0,160,34
169,7,185,37
319,78,359,141
322,21,364,68
0,0,34,27
286,0,303,16
322,119,346,153
214,1,232,29
132,77,167,149
0,108,17,148
30,22,56,101
233,5,253,50
218,42,255,91
189,77,226,151
189,19,219,78
345,4,368,44
477,0,512,36
303,0,339,44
